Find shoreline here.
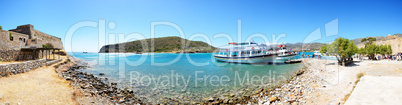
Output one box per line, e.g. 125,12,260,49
54,57,143,104
248,58,325,104
58,56,304,104
52,57,402,104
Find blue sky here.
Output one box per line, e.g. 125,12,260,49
1,0,401,52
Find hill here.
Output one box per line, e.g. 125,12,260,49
283,42,326,52
99,36,216,53
352,36,385,45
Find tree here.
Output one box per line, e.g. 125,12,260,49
319,45,327,55
0,25,2,30
361,37,376,45
366,44,378,60
386,45,392,55
379,45,388,56
357,48,366,55
323,37,358,65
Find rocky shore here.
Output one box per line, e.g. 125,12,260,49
234,59,325,105
53,57,327,104
197,59,327,104
54,57,143,104
246,58,334,104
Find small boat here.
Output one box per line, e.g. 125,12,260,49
83,52,88,53
213,42,278,63
136,52,142,54
274,45,297,63
313,51,321,56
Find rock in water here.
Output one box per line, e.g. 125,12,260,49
270,96,278,102
208,98,214,102
99,73,105,76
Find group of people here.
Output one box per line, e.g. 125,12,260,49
380,54,402,61
300,53,322,59
356,52,402,61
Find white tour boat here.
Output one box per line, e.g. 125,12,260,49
213,42,278,63
274,45,297,63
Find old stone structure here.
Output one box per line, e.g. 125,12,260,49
0,59,46,78
0,24,64,61
357,34,402,55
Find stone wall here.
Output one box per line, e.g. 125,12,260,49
34,30,64,49
0,30,20,51
0,59,46,78
357,35,402,55
0,49,48,62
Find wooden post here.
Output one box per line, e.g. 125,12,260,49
47,49,49,60
58,50,60,59
53,49,55,60
32,50,35,60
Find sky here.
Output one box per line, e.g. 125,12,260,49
1,0,401,52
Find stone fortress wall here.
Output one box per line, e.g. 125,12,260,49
357,34,402,55
0,24,64,61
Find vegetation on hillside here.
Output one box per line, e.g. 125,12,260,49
285,42,326,52
0,25,2,30
99,36,216,53
320,37,358,65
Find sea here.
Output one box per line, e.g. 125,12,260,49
68,52,334,103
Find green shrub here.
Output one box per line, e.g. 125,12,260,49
9,32,13,40
42,43,54,48
0,26,2,30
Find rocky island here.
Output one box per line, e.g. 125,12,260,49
99,36,216,53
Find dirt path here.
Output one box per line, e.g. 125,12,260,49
0,59,75,105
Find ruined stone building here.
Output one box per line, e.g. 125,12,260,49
0,24,64,61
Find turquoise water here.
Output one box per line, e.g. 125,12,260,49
298,52,339,60
69,52,303,103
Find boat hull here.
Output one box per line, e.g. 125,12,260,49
213,54,277,64
274,54,297,63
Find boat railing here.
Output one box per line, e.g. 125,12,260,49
214,50,278,57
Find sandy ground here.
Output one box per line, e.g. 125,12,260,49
0,59,75,105
305,59,402,105
345,75,402,105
